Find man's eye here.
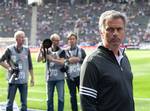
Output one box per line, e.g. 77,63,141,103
117,28,123,31
106,28,114,32
106,27,123,32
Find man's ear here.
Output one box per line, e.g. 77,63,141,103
100,30,104,39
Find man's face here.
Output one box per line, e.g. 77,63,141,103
68,35,77,47
16,34,25,46
101,18,125,50
52,37,60,47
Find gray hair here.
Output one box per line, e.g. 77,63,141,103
99,10,127,31
50,33,60,40
14,31,25,39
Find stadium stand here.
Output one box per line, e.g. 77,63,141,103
0,0,149,47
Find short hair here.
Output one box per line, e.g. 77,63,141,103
67,32,77,40
14,31,25,39
99,10,127,31
50,33,60,40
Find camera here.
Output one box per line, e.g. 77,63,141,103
9,67,20,83
60,59,69,73
60,59,75,81
41,39,52,62
60,64,69,73
42,39,52,49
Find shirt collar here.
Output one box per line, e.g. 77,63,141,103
70,46,77,50
115,48,124,65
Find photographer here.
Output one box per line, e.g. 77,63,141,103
0,30,34,111
65,32,86,111
37,33,66,111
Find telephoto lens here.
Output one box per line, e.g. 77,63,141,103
42,39,52,62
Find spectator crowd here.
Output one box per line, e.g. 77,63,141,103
0,0,150,46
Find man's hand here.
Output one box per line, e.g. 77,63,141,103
30,79,34,87
69,57,80,64
29,70,34,87
8,67,15,74
46,55,54,61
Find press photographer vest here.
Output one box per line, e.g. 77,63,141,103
65,46,82,78
8,45,29,84
46,48,65,81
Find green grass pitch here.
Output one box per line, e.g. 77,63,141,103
0,49,150,111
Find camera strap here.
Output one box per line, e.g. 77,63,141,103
47,60,51,78
14,46,23,53
67,47,79,58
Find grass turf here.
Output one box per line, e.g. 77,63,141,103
0,49,150,111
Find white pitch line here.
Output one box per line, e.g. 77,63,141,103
0,87,78,96
26,97,150,102
0,87,46,93
135,97,150,101
1,87,150,102
28,98,45,102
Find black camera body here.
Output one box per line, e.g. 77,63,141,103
9,66,20,83
60,64,69,73
60,59,69,73
41,39,52,62
42,39,52,49
12,67,20,77
60,59,75,81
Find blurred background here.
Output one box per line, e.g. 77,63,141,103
0,0,149,49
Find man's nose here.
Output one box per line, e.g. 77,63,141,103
112,29,119,35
